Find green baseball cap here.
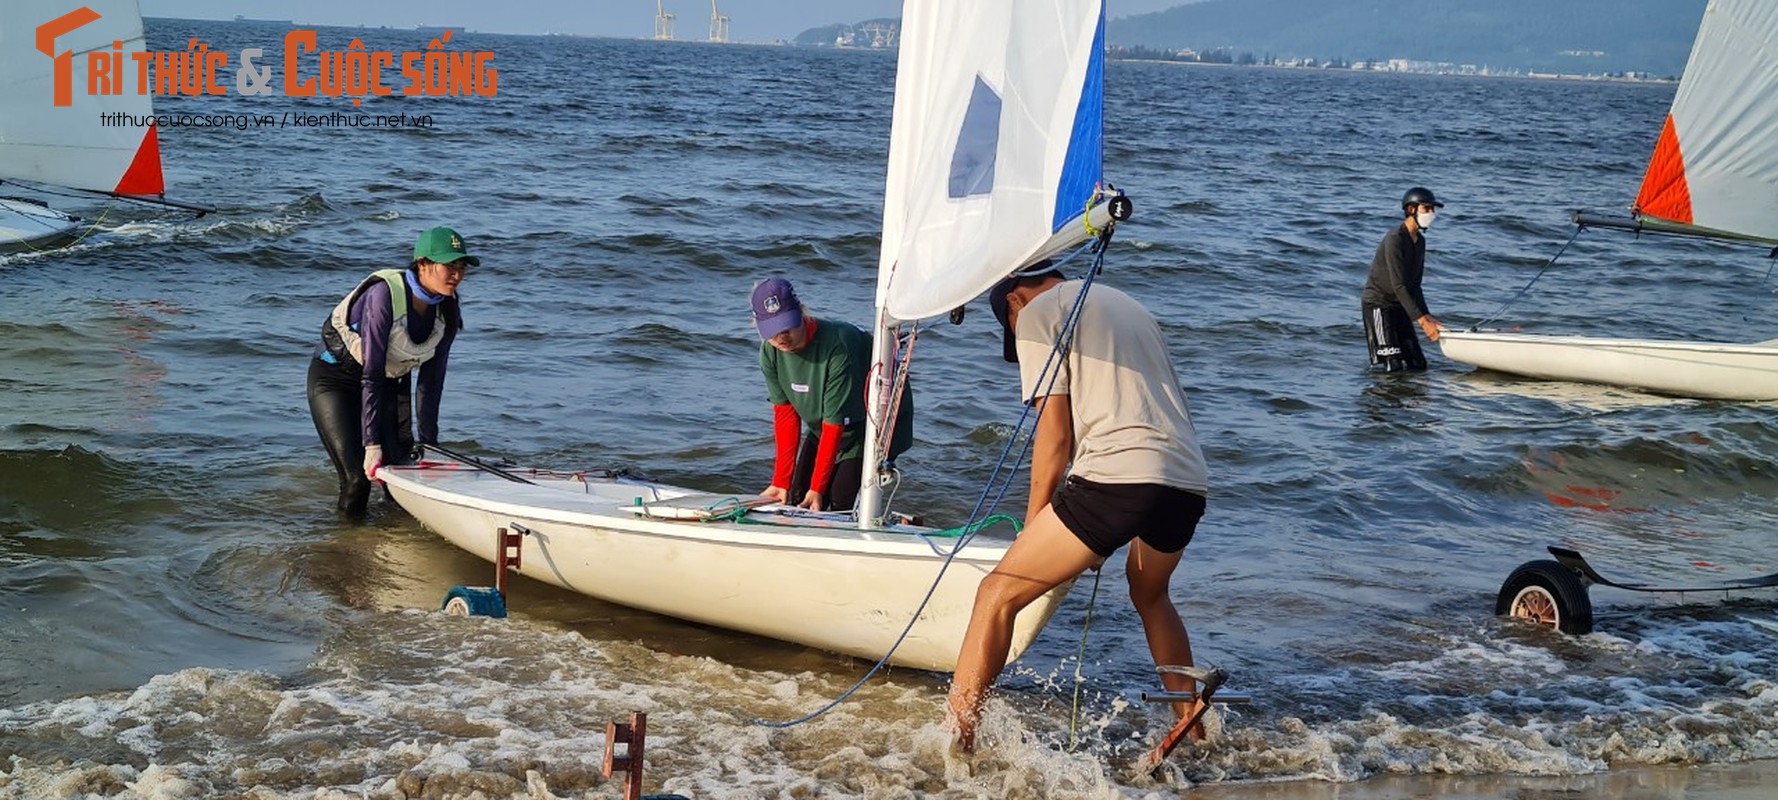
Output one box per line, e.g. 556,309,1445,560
413,226,480,266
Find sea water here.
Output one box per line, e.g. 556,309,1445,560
1,19,1775,799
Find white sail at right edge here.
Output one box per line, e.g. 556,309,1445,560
1633,0,1778,243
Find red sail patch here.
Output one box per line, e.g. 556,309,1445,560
112,125,165,196
1633,114,1692,224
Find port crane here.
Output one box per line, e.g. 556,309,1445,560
654,0,674,40
708,0,730,43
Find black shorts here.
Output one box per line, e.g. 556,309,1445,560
1363,303,1427,372
1051,476,1206,558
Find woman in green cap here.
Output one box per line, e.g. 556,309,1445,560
305,226,474,516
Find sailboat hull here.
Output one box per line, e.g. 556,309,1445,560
0,198,79,254
1440,330,1778,401
378,460,1067,672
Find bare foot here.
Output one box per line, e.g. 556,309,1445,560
1162,695,1209,743
944,707,978,754
1183,697,1209,743
945,689,982,753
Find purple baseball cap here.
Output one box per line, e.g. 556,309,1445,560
750,277,804,339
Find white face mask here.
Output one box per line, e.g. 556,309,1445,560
1415,210,1436,230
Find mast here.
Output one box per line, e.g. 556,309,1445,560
856,303,894,528
653,1,674,40
708,0,730,43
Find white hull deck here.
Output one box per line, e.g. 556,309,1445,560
1439,330,1778,401
378,458,1066,672
0,198,79,254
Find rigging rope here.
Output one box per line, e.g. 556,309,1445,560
752,228,1118,730
871,322,918,466
1066,566,1104,750
1468,223,1587,331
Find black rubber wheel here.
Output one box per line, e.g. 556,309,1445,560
1495,560,1592,634
441,586,508,618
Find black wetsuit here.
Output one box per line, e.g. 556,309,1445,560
306,274,457,516
1361,221,1430,372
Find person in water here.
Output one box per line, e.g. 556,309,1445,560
752,277,913,513
946,261,1210,752
307,227,472,516
1361,186,1446,372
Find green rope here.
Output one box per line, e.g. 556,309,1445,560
1067,565,1104,750
927,513,1020,538
698,497,753,523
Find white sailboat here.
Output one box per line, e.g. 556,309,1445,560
0,0,189,253
1439,0,1778,401
379,0,1125,671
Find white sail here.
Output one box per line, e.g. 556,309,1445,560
0,0,164,196
1633,0,1778,242
875,0,1108,323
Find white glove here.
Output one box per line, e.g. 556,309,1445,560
363,444,384,481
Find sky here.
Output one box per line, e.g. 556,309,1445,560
139,1,1192,42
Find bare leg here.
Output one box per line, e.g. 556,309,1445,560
1126,540,1202,739
947,505,1100,751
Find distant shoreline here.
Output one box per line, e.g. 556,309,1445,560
139,17,1684,82
1115,57,1678,86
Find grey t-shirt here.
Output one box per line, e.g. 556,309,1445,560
1014,280,1208,493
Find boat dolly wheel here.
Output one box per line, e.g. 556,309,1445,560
1494,559,1593,635
442,586,507,618
439,523,532,619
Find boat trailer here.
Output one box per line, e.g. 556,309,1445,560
438,522,534,618
601,712,691,800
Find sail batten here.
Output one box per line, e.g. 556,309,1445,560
1633,0,1778,241
877,0,1109,323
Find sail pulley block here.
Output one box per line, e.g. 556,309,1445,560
1108,194,1133,222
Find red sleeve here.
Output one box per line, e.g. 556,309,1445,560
771,404,800,488
809,421,844,495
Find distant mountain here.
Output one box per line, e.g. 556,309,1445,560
793,18,899,48
1106,0,1707,76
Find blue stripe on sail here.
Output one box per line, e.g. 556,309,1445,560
949,76,1002,198
1051,10,1105,233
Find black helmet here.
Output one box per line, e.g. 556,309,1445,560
1401,186,1444,210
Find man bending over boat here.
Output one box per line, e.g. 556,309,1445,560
947,261,1210,752
751,277,913,512
1361,186,1446,372
307,227,472,517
